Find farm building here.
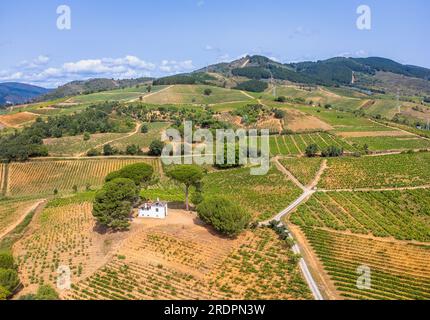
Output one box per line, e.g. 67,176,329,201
138,199,168,219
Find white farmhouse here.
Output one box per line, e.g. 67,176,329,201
138,199,168,219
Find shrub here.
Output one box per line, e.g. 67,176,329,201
83,132,91,141
197,196,251,237
34,285,60,300
204,88,212,96
125,144,141,155
0,285,10,300
148,140,165,156
141,123,149,133
103,144,117,156
273,109,285,119
305,144,319,157
275,96,287,103
321,145,343,157
86,148,100,157
0,268,20,293
0,252,15,270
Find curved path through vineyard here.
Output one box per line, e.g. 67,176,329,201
261,158,328,300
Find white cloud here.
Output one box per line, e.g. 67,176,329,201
19,55,50,69
159,60,194,73
0,55,193,87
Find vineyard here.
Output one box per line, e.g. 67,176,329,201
0,163,5,194
290,190,430,241
0,111,38,127
319,152,430,189
268,133,356,156
298,227,430,300
65,223,311,300
206,228,312,300
14,196,131,296
202,165,302,221
6,158,160,197
279,158,323,186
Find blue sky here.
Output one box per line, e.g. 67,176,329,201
0,0,428,87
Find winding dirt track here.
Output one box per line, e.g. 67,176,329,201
0,200,47,240
78,122,142,157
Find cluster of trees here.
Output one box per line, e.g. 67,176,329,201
274,96,306,104
0,102,134,162
232,104,270,125
164,165,250,237
305,144,344,158
232,67,272,80
93,163,154,230
0,252,20,300
234,80,268,93
153,73,216,86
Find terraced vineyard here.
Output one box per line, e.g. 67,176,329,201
15,201,96,291
203,165,302,221
290,190,430,241
207,228,312,300
6,158,160,197
299,227,430,300
65,221,238,300
268,133,356,156
279,158,323,186
65,226,311,300
319,152,430,189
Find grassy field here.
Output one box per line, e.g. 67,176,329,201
202,165,302,221
319,152,430,189
142,85,253,105
346,136,430,151
6,158,160,197
96,122,169,153
44,133,127,156
290,190,430,241
69,86,168,104
279,158,323,186
298,227,430,300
